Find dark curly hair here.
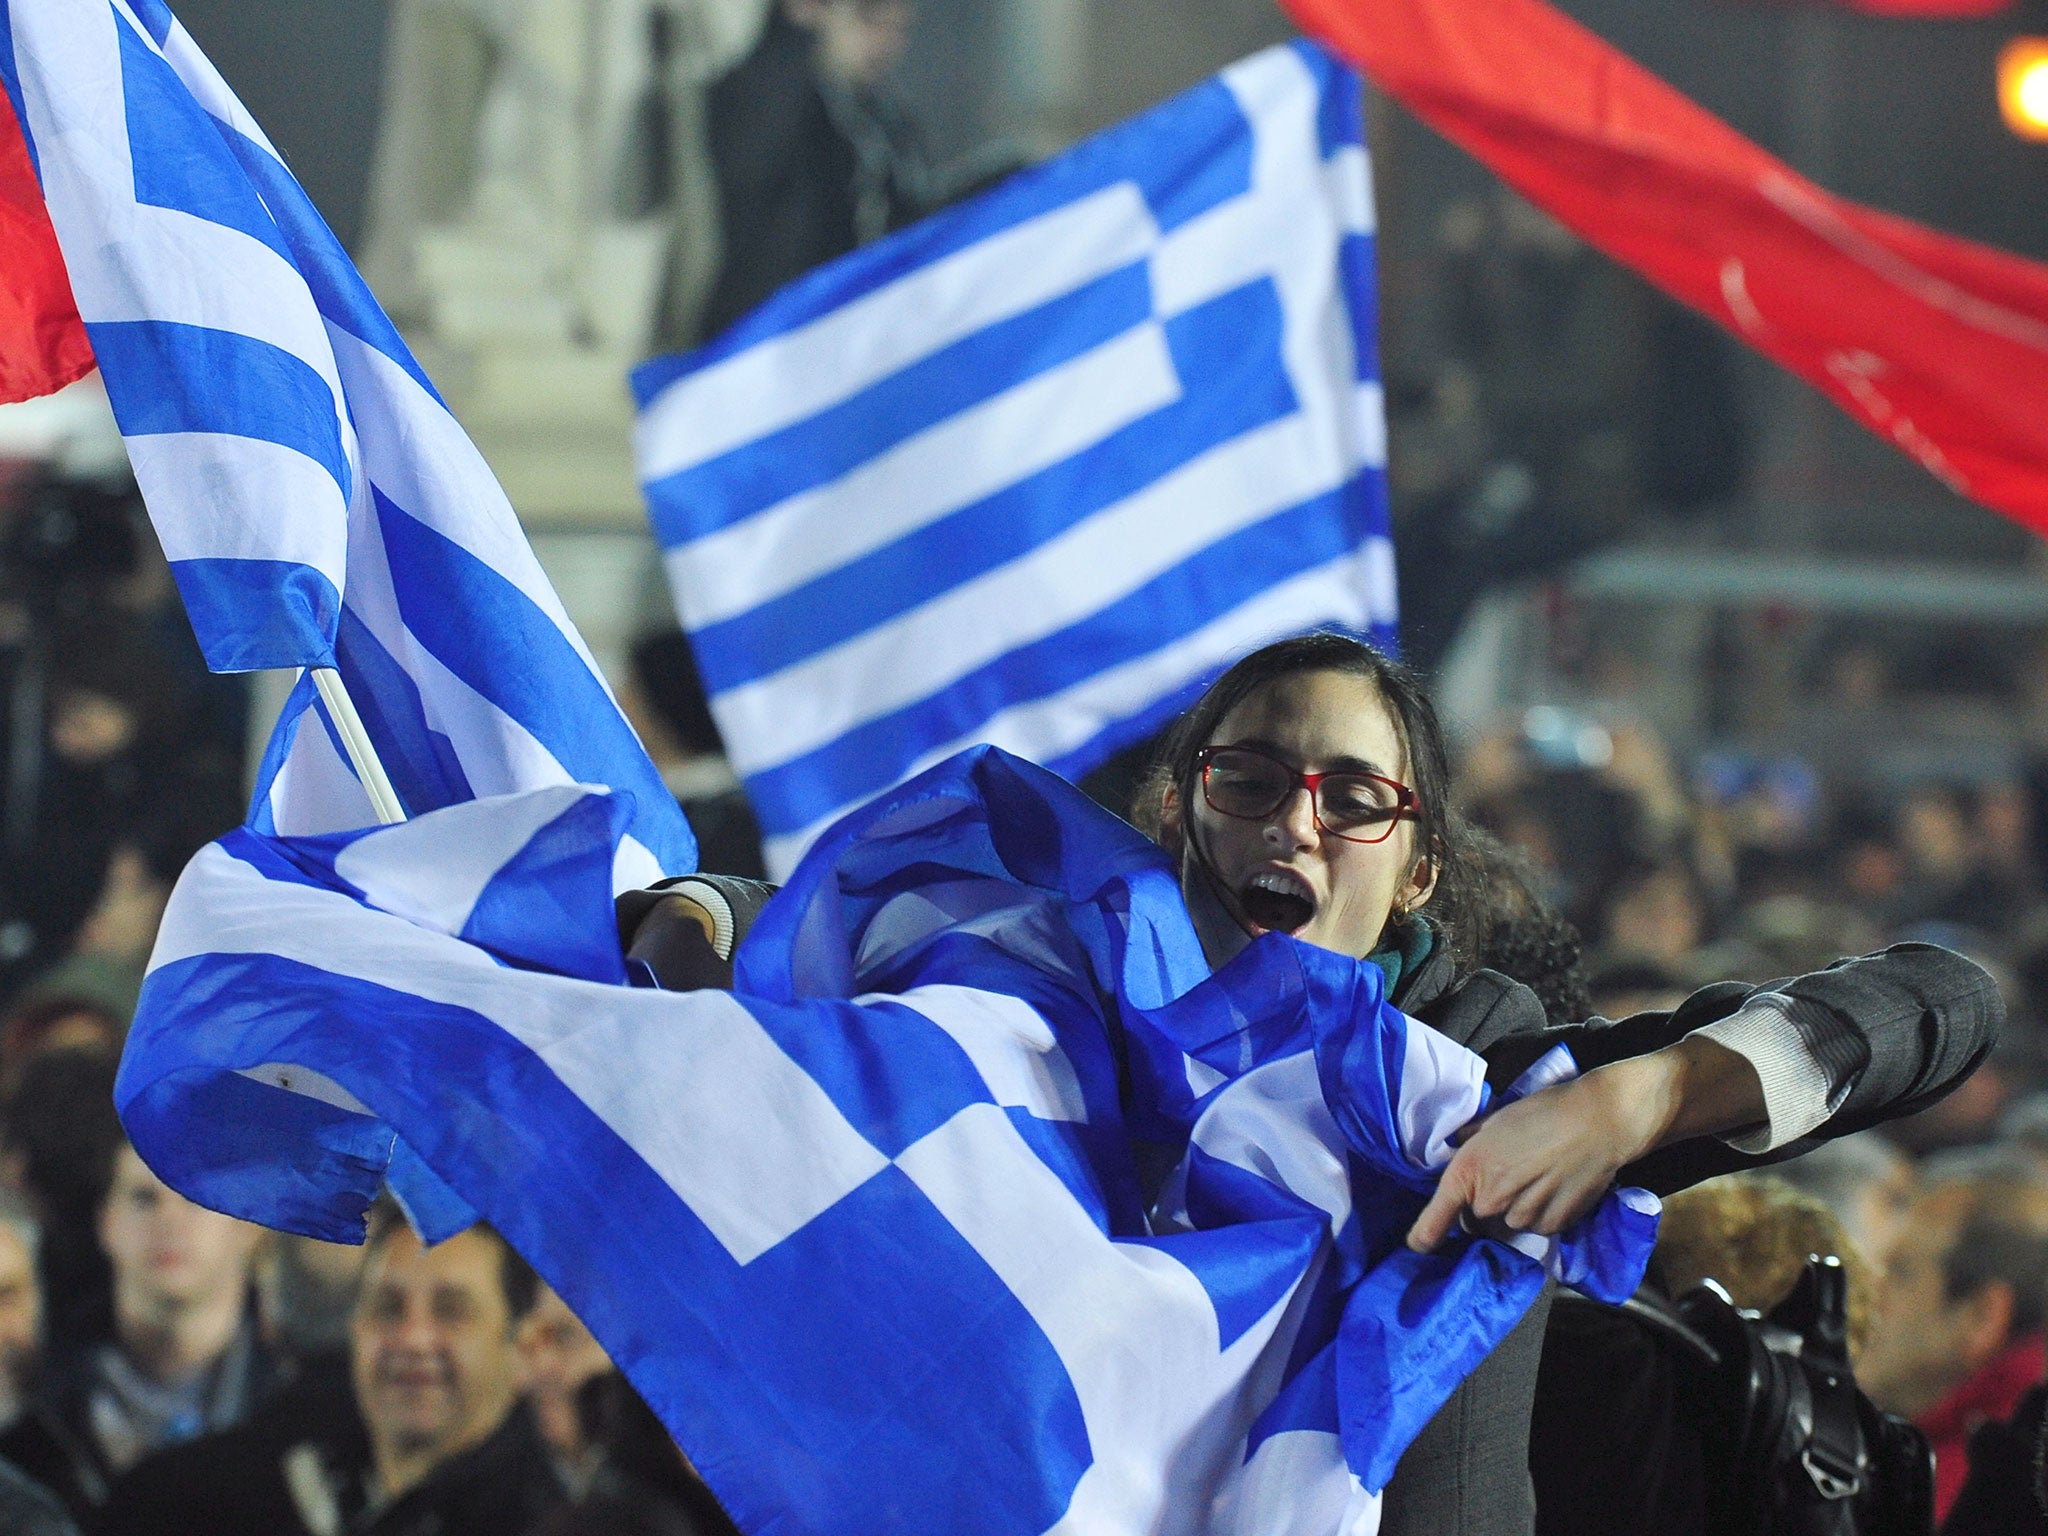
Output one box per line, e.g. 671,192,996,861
1445,827,1591,1024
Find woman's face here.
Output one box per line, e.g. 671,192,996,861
1174,669,1434,968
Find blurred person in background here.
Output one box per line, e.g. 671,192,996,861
521,1284,614,1496
531,1370,741,1536
1859,1173,2048,1523
1768,1130,1918,1270
0,1188,44,1431
1833,796,1911,916
257,1235,369,1370
0,473,240,1013
700,0,926,338
343,1208,558,1531
98,1202,563,1536
0,995,120,1090
1593,854,1710,971
1459,711,1702,941
1972,778,2043,927
0,1050,122,1354
1893,782,1992,931
0,1142,274,1515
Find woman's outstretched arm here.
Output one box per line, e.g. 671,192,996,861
1407,1032,1763,1250
1407,942,2001,1250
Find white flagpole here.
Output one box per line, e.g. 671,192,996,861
310,668,407,826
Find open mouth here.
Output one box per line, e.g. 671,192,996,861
1239,872,1315,935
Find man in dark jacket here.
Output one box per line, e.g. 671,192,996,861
700,0,926,338
0,1141,276,1516
96,1205,564,1536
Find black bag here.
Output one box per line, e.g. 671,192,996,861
1621,1254,1934,1536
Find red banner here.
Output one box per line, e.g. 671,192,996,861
0,86,92,406
1285,0,2048,536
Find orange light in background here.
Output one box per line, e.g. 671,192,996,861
2000,39,2048,140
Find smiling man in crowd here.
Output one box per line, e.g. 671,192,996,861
95,1198,564,1536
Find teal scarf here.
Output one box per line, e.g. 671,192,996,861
1364,917,1434,998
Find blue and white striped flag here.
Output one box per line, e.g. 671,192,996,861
121,745,1657,1536
0,0,694,879
636,42,1392,877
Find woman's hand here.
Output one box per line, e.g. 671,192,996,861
1406,1036,1767,1252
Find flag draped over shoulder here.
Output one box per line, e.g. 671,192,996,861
0,0,693,880
121,744,1657,1536
636,42,1394,879
1286,0,2048,537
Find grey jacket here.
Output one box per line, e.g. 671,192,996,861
1380,941,2002,1536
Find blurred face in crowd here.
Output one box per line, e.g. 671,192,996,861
14,1009,120,1066
0,1220,41,1413
1899,787,1972,882
1171,670,1434,968
351,1226,525,1497
1844,1159,1918,1273
518,1285,612,1463
1978,781,2032,870
1603,866,1703,965
98,1146,263,1325
1862,1186,2008,1419
48,687,137,767
786,0,912,89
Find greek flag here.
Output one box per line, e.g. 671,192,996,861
122,745,1657,1536
636,42,1392,878
0,0,694,879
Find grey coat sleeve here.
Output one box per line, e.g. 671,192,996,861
1480,942,2002,1196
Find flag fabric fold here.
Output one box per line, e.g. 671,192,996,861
636,41,1395,878
1285,0,2048,539
0,79,89,405
120,744,1656,1536
0,0,693,879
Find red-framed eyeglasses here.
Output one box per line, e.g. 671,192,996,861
1196,745,1420,845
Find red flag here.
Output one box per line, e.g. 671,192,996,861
0,85,92,406
1285,0,2048,536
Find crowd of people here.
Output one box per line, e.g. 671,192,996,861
1440,684,2048,1533
0,4,2040,1533
3,584,2046,1532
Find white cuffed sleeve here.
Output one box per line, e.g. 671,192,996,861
1692,996,1834,1153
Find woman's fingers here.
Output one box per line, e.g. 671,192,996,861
1407,1075,1650,1250
1406,1155,1478,1252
